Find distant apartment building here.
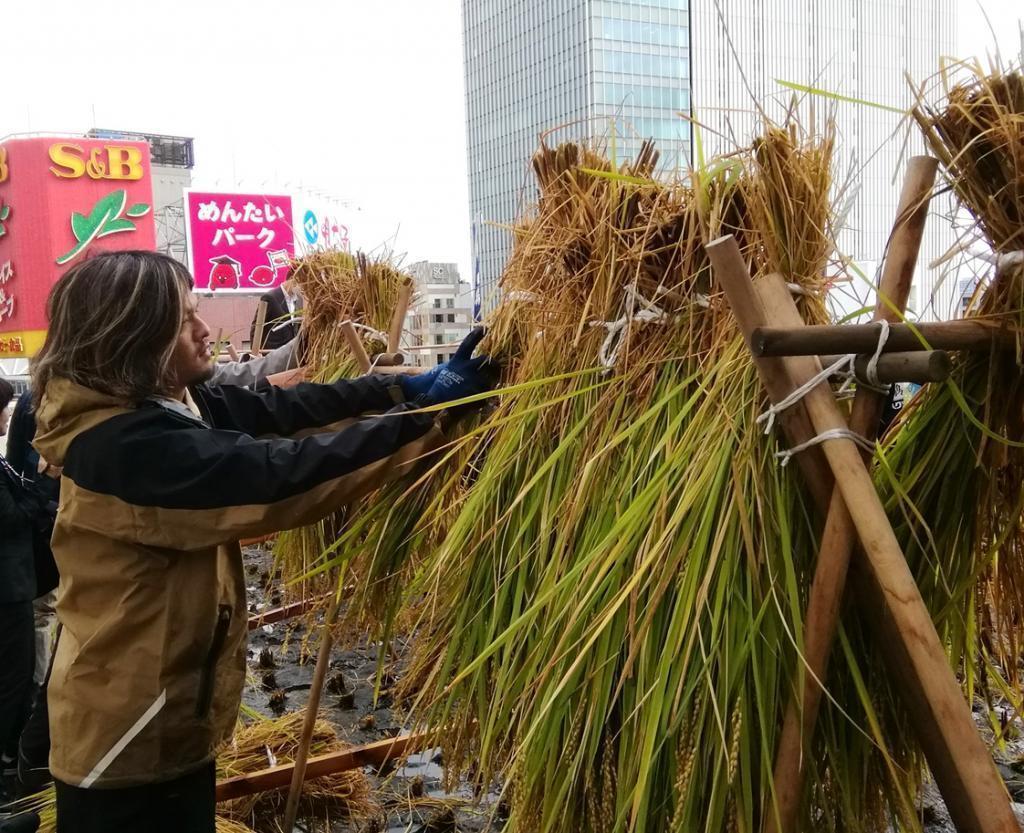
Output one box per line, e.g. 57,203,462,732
406,261,474,367
464,0,958,319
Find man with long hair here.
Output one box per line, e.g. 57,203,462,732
29,250,494,832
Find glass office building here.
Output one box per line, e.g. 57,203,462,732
464,0,691,309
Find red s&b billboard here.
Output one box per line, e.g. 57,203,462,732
184,190,294,293
0,137,156,357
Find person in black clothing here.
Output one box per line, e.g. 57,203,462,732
4,391,59,798
0,379,36,799
249,280,302,352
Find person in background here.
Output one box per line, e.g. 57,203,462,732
30,250,494,832
5,390,60,800
249,279,302,352
6,392,59,688
209,334,302,388
0,379,36,801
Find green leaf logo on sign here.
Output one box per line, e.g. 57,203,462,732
56,190,152,265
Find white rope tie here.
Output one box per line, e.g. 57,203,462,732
589,285,670,370
756,355,853,435
759,320,890,464
350,322,389,343
998,251,1024,271
775,428,876,467
973,249,1024,271
863,319,890,389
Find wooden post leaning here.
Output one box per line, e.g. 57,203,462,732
216,731,433,802
389,279,414,354
281,588,344,832
707,235,1018,833
252,300,268,354
762,156,938,833
340,320,372,373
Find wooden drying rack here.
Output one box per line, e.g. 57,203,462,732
708,155,1019,833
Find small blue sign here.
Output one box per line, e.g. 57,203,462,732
302,210,319,244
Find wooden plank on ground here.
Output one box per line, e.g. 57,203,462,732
215,732,433,802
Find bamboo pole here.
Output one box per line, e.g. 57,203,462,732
252,301,268,354
247,596,331,631
340,320,372,373
281,589,344,832
708,241,835,503
215,732,432,802
388,280,413,354
763,156,937,833
751,319,1015,357
371,352,406,367
707,235,1018,833
818,350,951,384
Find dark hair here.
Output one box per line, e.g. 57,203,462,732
0,377,13,411
31,250,194,406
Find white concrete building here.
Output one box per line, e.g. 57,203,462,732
406,261,474,367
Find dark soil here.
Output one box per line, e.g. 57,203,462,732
243,545,1024,833
241,544,501,833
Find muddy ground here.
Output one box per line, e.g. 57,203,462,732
241,544,503,833
242,544,1024,833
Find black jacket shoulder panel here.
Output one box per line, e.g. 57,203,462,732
62,401,433,511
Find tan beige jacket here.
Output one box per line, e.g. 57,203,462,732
34,375,438,788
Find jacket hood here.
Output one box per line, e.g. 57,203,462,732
34,377,135,467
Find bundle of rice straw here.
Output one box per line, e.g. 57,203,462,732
386,123,931,832
273,250,416,608
877,60,1024,717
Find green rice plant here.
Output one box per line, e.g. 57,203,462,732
382,126,926,832
870,61,1024,728
273,250,415,605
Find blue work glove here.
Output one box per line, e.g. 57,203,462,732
423,327,496,406
396,362,444,401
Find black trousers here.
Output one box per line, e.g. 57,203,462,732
18,624,59,792
54,763,215,833
0,601,35,761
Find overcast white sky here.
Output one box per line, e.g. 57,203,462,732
1,1,1021,284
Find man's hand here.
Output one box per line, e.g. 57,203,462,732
422,327,497,406
396,362,444,400
37,455,62,480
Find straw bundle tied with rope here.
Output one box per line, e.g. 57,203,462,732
272,249,418,614
879,59,1024,725
388,124,886,833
